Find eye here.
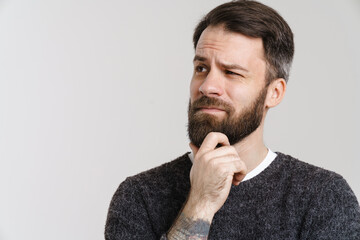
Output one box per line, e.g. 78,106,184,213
225,70,237,75
225,70,243,77
195,65,208,73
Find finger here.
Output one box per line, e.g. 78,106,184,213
232,172,246,186
203,146,238,162
189,142,199,157
197,132,230,156
210,156,247,176
226,160,247,176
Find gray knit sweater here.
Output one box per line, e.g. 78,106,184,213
105,152,360,239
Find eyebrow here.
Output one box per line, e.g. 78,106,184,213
193,55,207,62
193,55,249,73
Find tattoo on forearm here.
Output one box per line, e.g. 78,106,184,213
167,213,210,240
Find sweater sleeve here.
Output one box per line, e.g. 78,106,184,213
105,177,158,240
301,175,360,239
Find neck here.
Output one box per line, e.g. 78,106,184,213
232,123,268,173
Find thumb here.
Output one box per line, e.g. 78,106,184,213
189,142,199,157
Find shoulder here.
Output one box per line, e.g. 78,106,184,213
274,152,359,207
274,152,346,185
111,152,192,204
125,152,192,187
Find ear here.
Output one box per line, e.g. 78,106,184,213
265,78,286,108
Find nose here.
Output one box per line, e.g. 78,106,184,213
199,70,224,97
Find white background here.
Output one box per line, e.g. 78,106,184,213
0,0,359,239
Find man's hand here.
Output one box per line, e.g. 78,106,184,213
184,132,247,221
167,132,247,239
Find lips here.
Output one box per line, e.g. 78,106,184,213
200,106,224,110
197,106,226,113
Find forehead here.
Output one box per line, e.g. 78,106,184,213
195,25,265,63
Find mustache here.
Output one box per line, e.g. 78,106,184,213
190,96,234,114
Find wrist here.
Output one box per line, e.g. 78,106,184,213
182,196,215,222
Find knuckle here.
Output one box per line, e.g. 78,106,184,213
229,153,240,161
236,160,247,172
235,160,243,169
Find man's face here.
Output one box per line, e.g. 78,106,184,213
188,25,269,148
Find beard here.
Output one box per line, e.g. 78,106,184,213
187,86,268,148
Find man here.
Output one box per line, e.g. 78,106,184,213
105,1,360,239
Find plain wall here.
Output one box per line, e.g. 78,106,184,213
0,0,359,239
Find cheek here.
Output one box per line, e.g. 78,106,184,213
226,84,252,110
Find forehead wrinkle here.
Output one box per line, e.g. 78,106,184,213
195,41,228,65
196,41,226,54
196,32,229,52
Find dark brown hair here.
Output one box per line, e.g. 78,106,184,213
193,0,294,84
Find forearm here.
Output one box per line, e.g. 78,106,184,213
167,213,211,240
166,193,216,239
